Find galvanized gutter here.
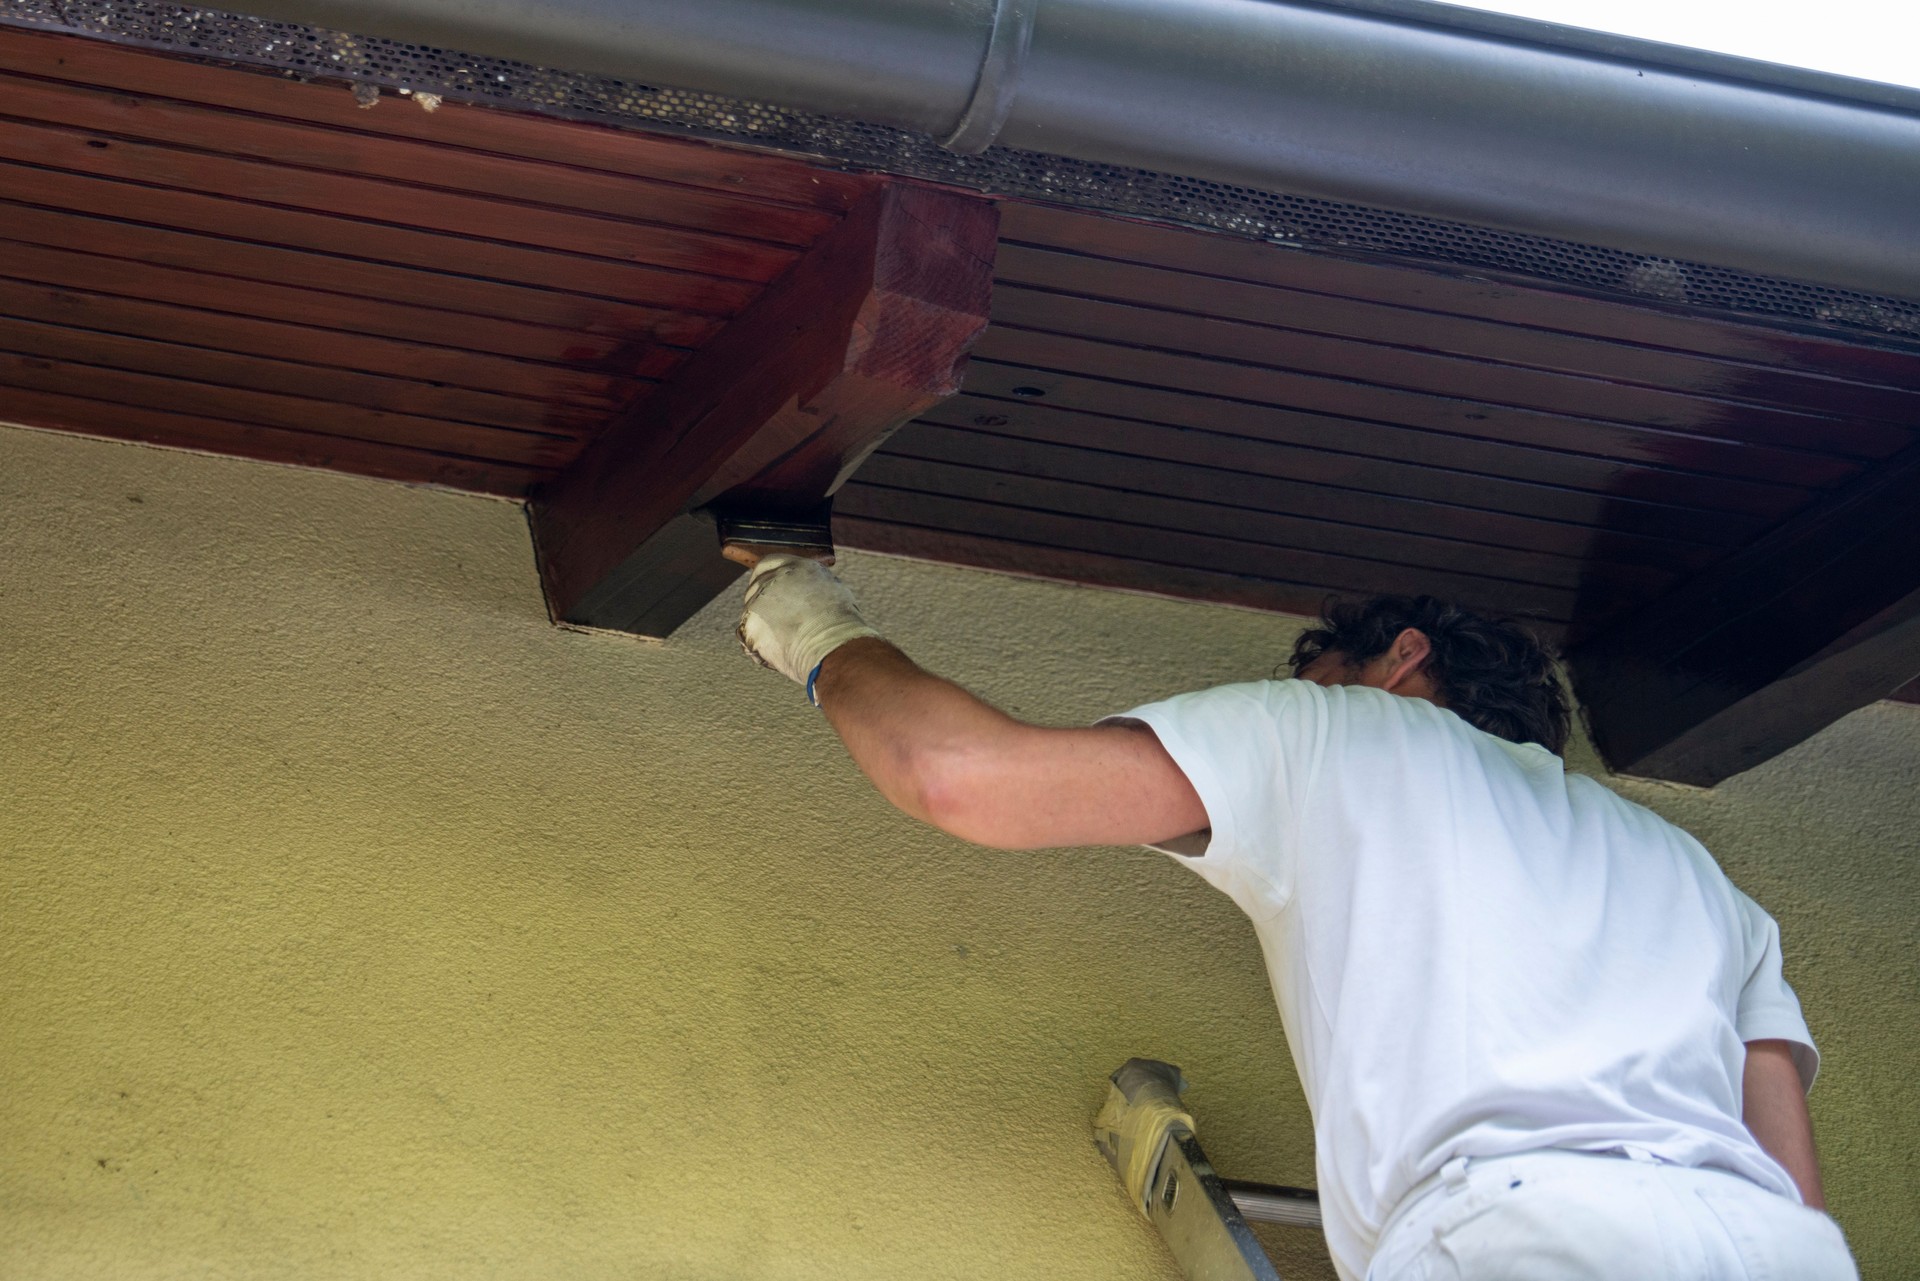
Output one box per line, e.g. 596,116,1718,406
215,0,1920,301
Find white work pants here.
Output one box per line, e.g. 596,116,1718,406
1365,1149,1858,1281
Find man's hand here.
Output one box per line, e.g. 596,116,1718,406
737,555,881,695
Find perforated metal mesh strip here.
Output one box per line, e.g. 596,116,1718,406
7,0,1920,342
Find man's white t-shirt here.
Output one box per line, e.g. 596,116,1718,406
1113,680,1817,1281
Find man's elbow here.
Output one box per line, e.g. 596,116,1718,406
906,742,1030,850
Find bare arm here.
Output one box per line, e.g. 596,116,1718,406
1743,1038,1826,1209
812,637,1208,850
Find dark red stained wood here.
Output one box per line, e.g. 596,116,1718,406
1,25,873,214
1,202,725,351
995,245,1920,425
0,351,580,467
0,117,798,284
0,71,839,247
12,18,1920,700
835,512,1370,627
0,384,542,494
993,287,1912,459
974,330,1864,488
881,421,1694,586
0,163,764,313
913,397,1738,563
0,314,610,435
835,483,1578,625
853,451,1664,617
0,273,665,406
961,361,1819,521
1000,201,1920,388
531,183,998,634
1889,678,1920,704
1569,438,1920,783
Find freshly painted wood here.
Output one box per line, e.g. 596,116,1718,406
960,359,1829,515
835,512,1350,624
1569,438,1920,783
992,286,1911,459
881,421,1692,587
0,383,541,494
998,202,1920,387
911,398,1735,564
835,484,1576,626
994,244,1920,425
973,330,1867,488
852,450,1661,617
530,183,997,635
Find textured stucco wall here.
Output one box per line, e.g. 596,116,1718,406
2,422,1915,1280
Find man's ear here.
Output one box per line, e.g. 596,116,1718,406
1379,628,1434,694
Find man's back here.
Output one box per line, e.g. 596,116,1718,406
1121,679,1813,1279
733,569,1855,1278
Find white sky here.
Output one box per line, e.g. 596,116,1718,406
1441,0,1920,90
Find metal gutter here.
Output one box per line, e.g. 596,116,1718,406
217,0,1920,301
1298,0,1920,118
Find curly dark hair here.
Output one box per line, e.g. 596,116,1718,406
1287,595,1571,755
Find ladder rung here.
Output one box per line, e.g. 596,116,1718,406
1223,1180,1322,1229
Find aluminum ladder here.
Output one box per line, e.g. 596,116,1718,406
1094,1058,1322,1281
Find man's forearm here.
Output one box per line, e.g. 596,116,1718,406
739,560,1208,850
1743,1038,1827,1210
810,636,1209,850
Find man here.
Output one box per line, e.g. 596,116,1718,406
737,555,1858,1281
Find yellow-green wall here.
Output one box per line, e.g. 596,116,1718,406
2,423,1914,1280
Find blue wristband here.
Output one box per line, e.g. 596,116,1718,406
806,660,826,708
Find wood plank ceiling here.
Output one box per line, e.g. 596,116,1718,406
6,21,1920,669
0,25,877,494
843,203,1920,641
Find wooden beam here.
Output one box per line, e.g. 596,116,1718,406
1568,439,1920,784
529,182,997,635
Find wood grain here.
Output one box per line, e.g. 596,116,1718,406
0,383,542,494
972,330,1867,487
1570,438,1920,783
1,202,725,351
994,244,1920,425
958,362,1820,520
910,398,1743,560
992,286,1910,459
0,25,873,213
836,483,1577,624
882,420,1704,578
0,350,580,467
0,312,607,435
531,183,997,634
999,202,1920,386
0,115,797,283
0,272,663,405
0,161,764,313
0,71,838,247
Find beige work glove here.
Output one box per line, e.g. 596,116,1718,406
737,555,881,704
